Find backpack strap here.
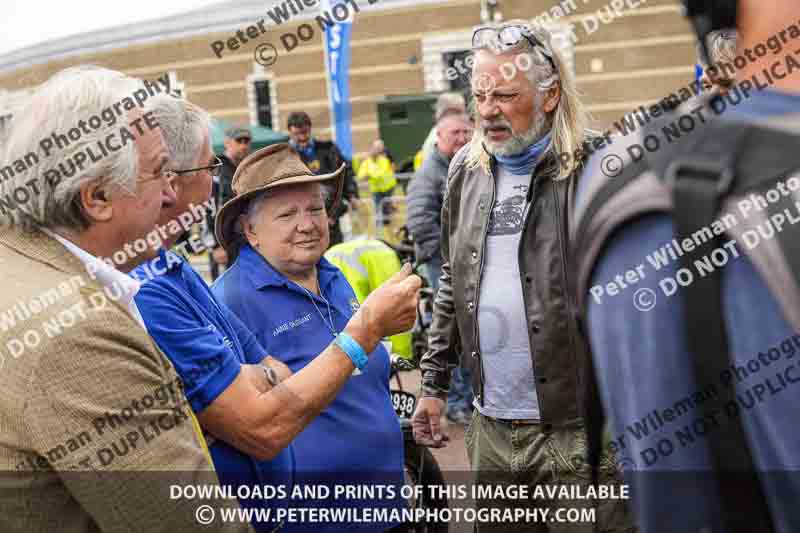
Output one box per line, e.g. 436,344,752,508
647,119,774,532
574,98,800,532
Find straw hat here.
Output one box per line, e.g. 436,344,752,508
214,142,345,254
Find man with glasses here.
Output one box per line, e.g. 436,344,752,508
411,21,634,532
133,97,421,532
207,125,252,279
0,66,251,533
168,155,222,260
407,112,474,425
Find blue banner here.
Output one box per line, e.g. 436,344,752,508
322,0,354,159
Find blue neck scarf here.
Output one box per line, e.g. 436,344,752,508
494,132,552,176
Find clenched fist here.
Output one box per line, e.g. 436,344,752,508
345,263,421,354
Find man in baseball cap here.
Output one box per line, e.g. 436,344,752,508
207,125,252,278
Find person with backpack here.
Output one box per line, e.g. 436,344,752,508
572,1,800,531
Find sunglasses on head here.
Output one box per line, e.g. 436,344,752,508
472,24,557,72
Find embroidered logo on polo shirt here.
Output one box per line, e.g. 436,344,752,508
207,324,233,348
272,312,313,337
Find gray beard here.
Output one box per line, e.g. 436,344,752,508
482,107,549,157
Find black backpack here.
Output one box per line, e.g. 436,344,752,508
572,94,800,533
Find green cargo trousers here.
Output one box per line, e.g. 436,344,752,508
464,411,637,533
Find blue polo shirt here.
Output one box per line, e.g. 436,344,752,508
577,89,800,532
212,244,405,533
132,249,295,531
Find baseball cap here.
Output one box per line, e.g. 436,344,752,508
225,125,251,141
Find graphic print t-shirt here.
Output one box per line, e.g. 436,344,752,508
476,165,540,420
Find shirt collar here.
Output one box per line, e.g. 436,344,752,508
239,244,340,293
155,248,185,273
41,228,144,327
290,138,316,159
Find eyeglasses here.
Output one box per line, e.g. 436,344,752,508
235,137,251,145
167,156,223,179
472,24,557,72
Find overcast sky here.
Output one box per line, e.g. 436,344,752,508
0,0,225,57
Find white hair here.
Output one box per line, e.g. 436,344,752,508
700,29,738,83
435,92,467,121
467,20,590,180
701,29,738,68
149,95,211,170
244,189,275,229
0,65,154,231
237,182,326,239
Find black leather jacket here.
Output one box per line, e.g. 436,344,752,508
207,154,238,249
419,145,590,428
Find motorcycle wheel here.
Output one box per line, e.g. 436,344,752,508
403,439,449,533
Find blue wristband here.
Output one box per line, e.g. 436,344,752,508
334,332,368,371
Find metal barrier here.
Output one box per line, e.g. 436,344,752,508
345,194,408,244
347,173,415,243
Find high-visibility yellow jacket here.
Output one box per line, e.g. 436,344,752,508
324,239,412,359
413,150,424,171
356,155,397,194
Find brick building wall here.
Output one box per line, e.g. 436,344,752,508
0,0,697,158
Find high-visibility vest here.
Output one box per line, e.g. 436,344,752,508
325,239,412,359
356,156,397,194
413,150,424,171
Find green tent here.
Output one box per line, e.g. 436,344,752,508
210,119,289,154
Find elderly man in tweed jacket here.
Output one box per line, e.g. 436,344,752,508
0,66,251,533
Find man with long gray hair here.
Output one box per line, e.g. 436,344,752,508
0,66,251,532
411,21,634,531
698,29,738,93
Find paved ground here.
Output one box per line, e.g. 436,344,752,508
397,369,474,533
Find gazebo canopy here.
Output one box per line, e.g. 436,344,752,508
210,118,289,154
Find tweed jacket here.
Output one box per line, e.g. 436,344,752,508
0,228,252,533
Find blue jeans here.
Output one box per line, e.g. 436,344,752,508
372,191,393,230
447,365,474,414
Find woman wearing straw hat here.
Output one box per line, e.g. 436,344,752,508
212,143,410,532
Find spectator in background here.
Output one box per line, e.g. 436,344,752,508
415,92,467,169
407,112,473,424
408,113,473,292
357,139,397,232
207,125,251,279
287,111,359,247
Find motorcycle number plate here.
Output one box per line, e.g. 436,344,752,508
390,390,417,419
